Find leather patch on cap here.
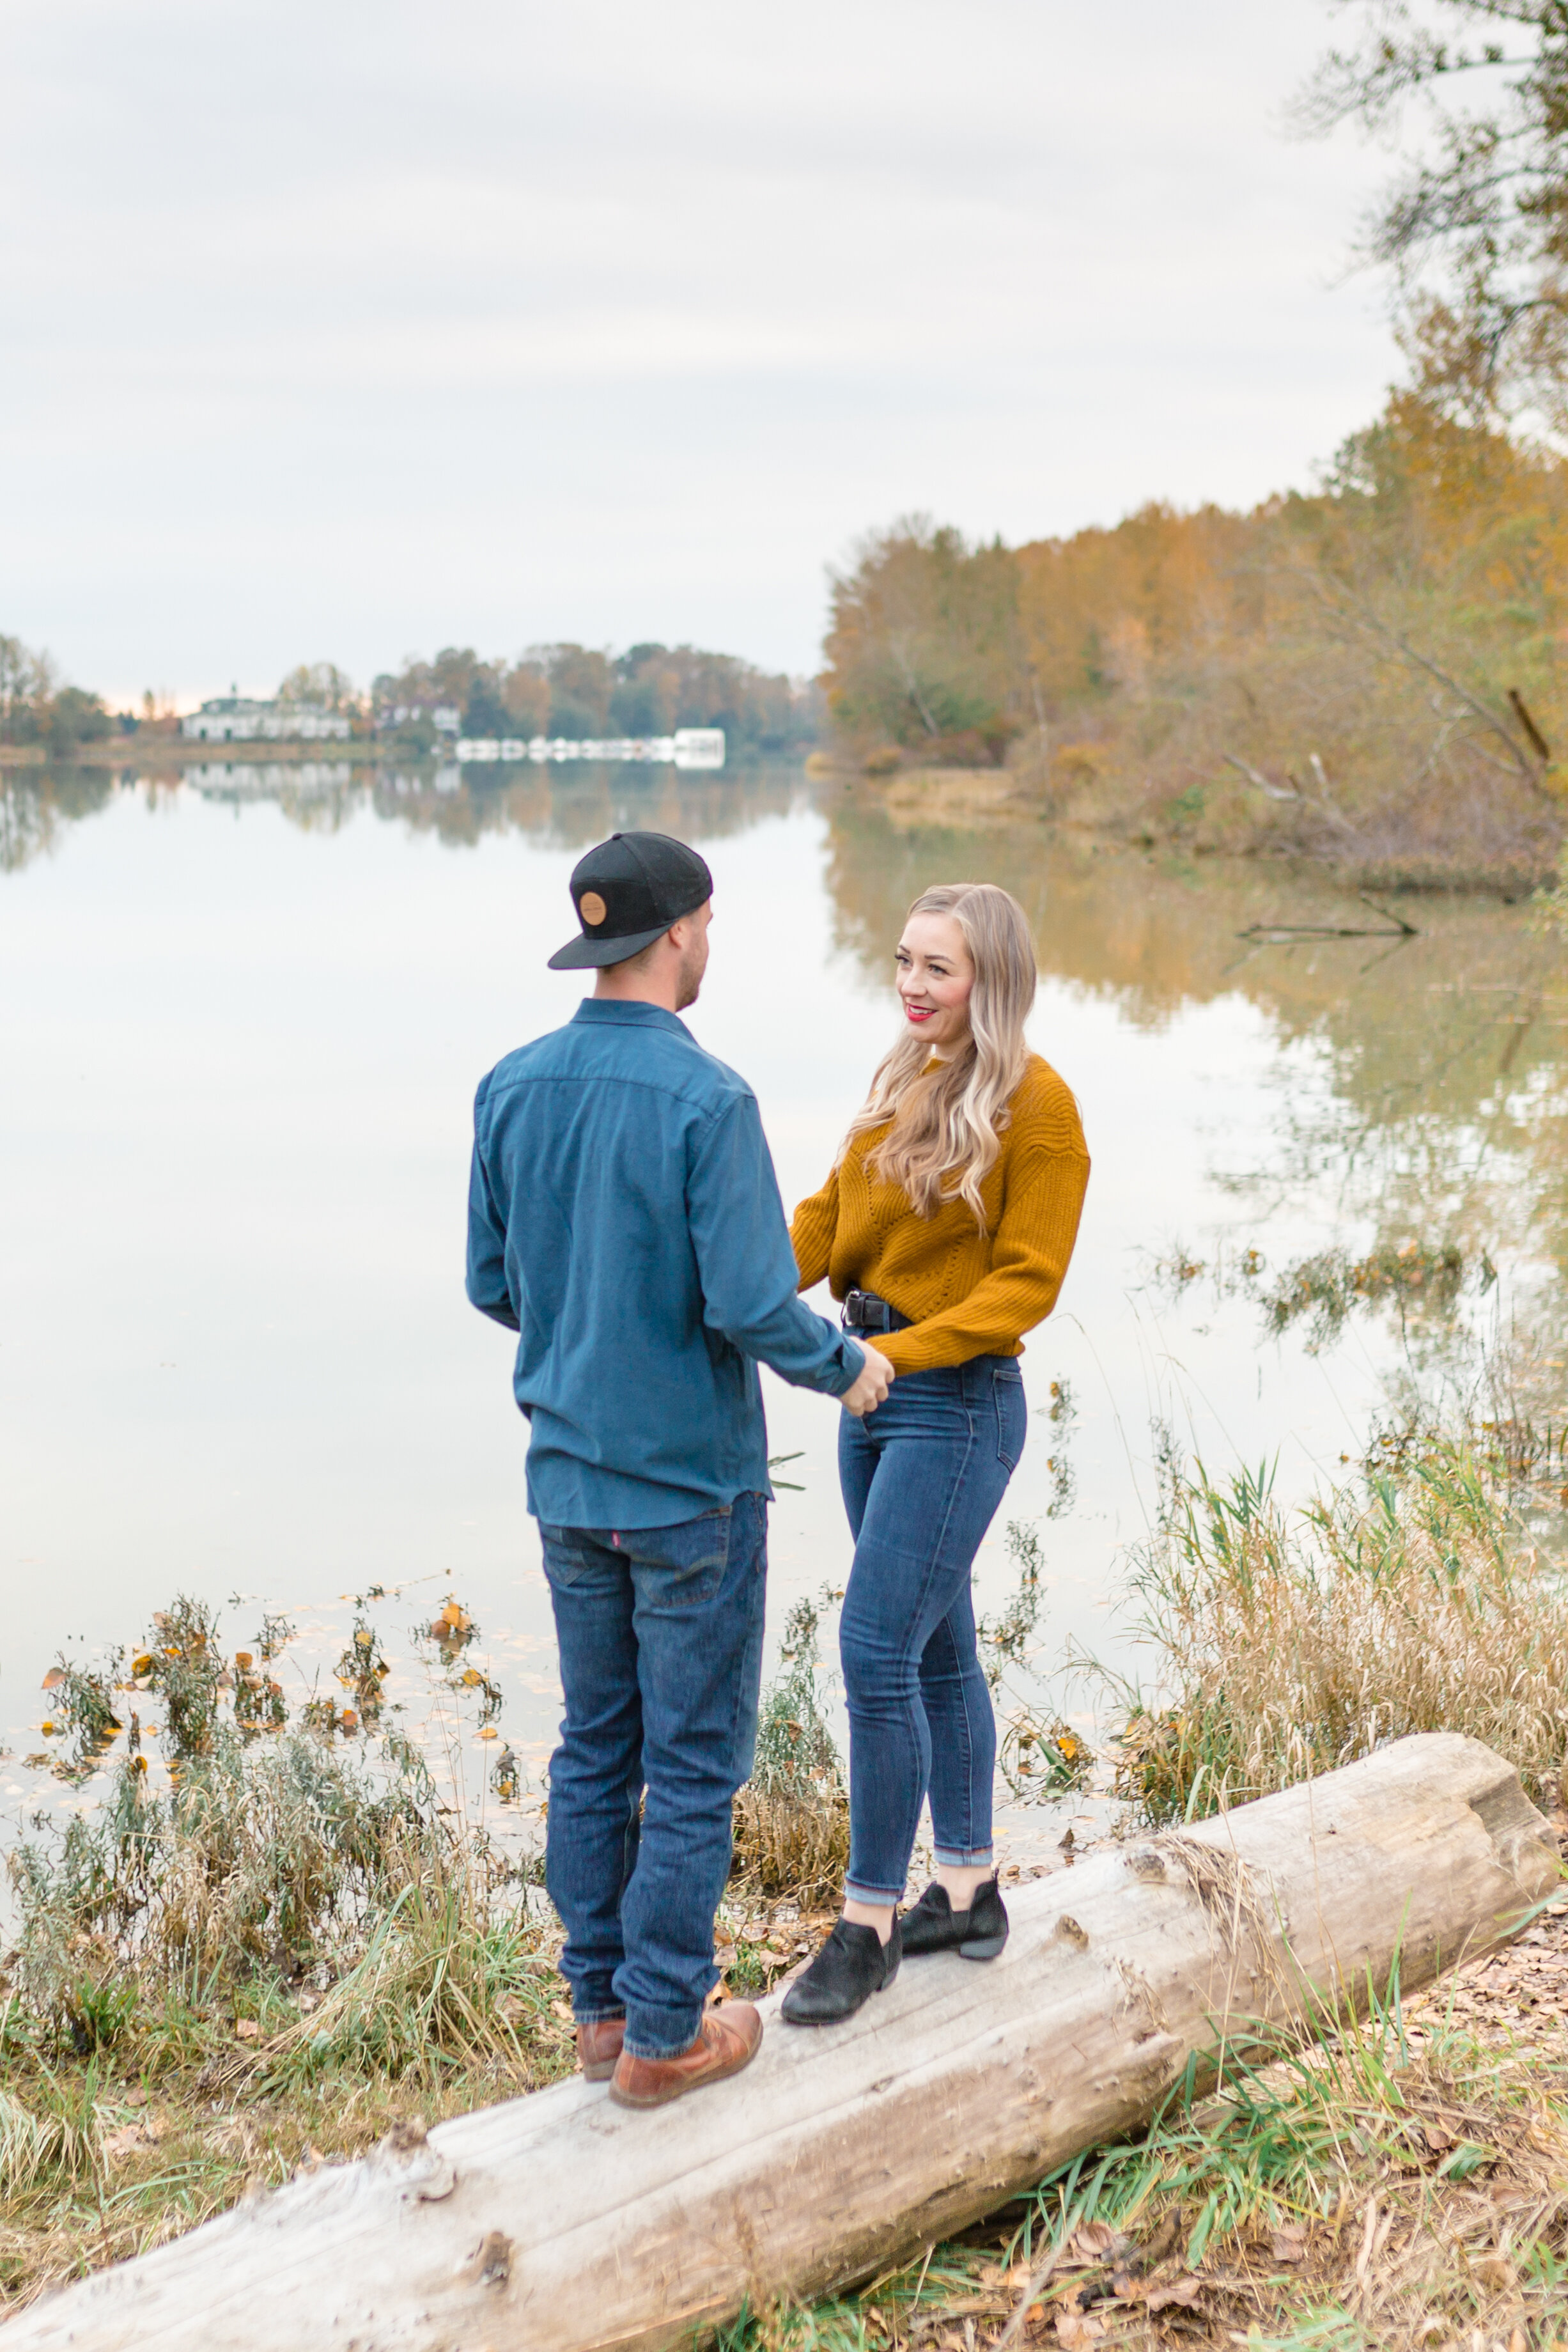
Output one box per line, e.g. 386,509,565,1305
578,891,607,926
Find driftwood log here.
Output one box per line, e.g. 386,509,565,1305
4,1732,1559,2352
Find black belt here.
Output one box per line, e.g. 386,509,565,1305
841,1288,913,1336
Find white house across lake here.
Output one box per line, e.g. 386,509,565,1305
182,694,352,743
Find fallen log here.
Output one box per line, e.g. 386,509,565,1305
4,1732,1559,2352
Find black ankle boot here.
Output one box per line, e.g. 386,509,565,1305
899,1876,1009,1960
780,1916,901,2026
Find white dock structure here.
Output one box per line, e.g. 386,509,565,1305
453,727,725,768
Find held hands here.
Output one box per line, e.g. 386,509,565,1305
841,1344,895,1418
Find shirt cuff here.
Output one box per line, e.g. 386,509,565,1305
830,1335,866,1395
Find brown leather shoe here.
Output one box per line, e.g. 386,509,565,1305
609,2002,763,2109
576,2015,626,2081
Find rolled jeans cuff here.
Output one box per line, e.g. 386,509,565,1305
622,2005,705,2061
934,1845,995,1869
844,1877,907,1906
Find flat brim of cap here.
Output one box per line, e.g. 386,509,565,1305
547,918,672,971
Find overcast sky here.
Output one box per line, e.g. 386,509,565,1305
2,1,1401,704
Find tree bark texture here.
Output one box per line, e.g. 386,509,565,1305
4,1733,1558,2352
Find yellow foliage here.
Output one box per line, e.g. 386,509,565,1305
823,394,1568,880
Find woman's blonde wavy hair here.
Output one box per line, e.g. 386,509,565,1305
839,882,1037,1227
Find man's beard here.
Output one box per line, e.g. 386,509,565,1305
674,938,706,1011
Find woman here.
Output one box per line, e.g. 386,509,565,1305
780,882,1089,2026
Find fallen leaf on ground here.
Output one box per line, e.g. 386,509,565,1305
1068,2222,1121,2262
233,2019,260,2042
1145,2278,1202,2314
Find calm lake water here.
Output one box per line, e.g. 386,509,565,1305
3,757,1563,1857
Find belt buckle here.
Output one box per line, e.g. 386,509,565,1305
844,1287,869,1332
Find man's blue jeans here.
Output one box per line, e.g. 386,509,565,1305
837,1357,1026,1904
537,1493,767,2059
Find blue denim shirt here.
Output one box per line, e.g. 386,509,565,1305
467,999,865,1527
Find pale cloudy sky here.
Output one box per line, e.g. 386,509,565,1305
1,1,1400,703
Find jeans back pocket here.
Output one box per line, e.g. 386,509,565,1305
630,1506,734,1609
992,1366,1026,1472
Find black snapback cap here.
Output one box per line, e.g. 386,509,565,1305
547,831,714,970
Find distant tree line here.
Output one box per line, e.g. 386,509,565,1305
369,642,818,752
0,640,818,760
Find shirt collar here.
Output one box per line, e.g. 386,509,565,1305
570,998,694,1041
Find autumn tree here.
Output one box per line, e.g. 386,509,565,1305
0,634,57,742
277,661,359,712
823,520,1024,761
1296,1,1568,424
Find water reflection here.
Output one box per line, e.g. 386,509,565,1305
0,764,116,872
823,797,1568,1302
0,756,812,869
2,758,1564,1865
7,754,1562,1428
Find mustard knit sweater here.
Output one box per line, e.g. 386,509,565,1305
789,1054,1090,1375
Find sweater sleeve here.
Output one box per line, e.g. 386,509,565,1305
789,1163,841,1293
877,1103,1090,1375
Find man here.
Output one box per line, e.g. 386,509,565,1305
467,830,892,2108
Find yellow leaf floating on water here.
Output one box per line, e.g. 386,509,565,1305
460,1668,483,1687
478,1725,499,1740
130,1653,153,1677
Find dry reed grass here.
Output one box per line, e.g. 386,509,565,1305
1099,1438,1568,1825
731,1594,851,1906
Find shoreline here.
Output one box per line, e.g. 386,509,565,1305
0,736,380,770
4,742,1554,892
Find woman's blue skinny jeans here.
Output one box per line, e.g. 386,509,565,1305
836,1353,1026,1904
